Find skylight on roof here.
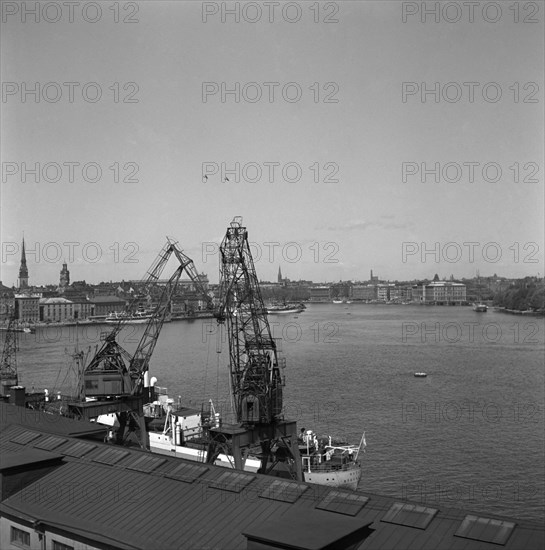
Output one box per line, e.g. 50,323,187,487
381,502,438,529
62,441,97,458
455,515,516,546
209,471,256,493
91,448,129,465
34,435,67,451
316,490,369,516
10,430,41,445
165,461,208,483
125,454,167,473
260,479,309,503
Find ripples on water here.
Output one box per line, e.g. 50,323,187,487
9,304,545,522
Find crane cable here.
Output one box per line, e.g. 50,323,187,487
202,323,213,407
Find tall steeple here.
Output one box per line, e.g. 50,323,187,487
59,261,70,290
277,266,282,283
18,237,29,289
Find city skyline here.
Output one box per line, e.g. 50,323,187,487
1,235,541,289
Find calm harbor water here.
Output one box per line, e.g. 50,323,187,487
10,304,545,522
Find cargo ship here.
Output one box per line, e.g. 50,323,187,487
106,388,365,490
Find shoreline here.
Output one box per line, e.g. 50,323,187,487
493,307,545,317
0,312,216,329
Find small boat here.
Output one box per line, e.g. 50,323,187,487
0,326,35,334
332,299,343,304
105,309,154,324
266,303,305,314
473,303,488,312
414,372,427,378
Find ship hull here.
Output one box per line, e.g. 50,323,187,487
149,432,261,472
149,432,361,488
98,410,363,490
304,465,361,491
266,308,303,314
105,317,151,324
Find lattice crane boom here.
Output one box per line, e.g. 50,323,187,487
83,237,208,399
217,217,284,425
0,307,19,395
128,263,184,395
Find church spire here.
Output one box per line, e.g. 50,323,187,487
277,266,282,283
18,237,29,289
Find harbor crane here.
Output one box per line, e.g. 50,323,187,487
67,237,212,447
216,216,284,425
211,217,302,480
0,307,19,397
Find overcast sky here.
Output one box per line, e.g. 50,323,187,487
1,1,543,285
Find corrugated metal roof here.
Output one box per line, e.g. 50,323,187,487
0,448,63,470
0,421,543,550
0,402,106,437
243,509,373,550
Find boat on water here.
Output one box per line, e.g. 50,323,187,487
140,400,263,472
266,303,305,315
298,429,364,490
473,303,488,312
332,299,344,304
97,391,364,490
414,372,427,378
105,310,154,324
0,326,35,334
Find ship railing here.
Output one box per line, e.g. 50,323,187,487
302,456,358,473
310,462,358,473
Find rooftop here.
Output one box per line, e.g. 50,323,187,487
0,403,543,550
91,295,127,303
39,297,73,304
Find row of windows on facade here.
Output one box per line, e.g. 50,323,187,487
11,526,73,550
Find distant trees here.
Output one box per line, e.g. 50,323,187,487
493,279,545,311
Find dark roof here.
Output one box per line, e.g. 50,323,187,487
91,296,126,303
243,510,373,549
0,282,14,293
171,405,201,416
0,421,543,550
0,402,107,438
0,448,63,470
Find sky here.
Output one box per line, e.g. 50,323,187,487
1,0,544,286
